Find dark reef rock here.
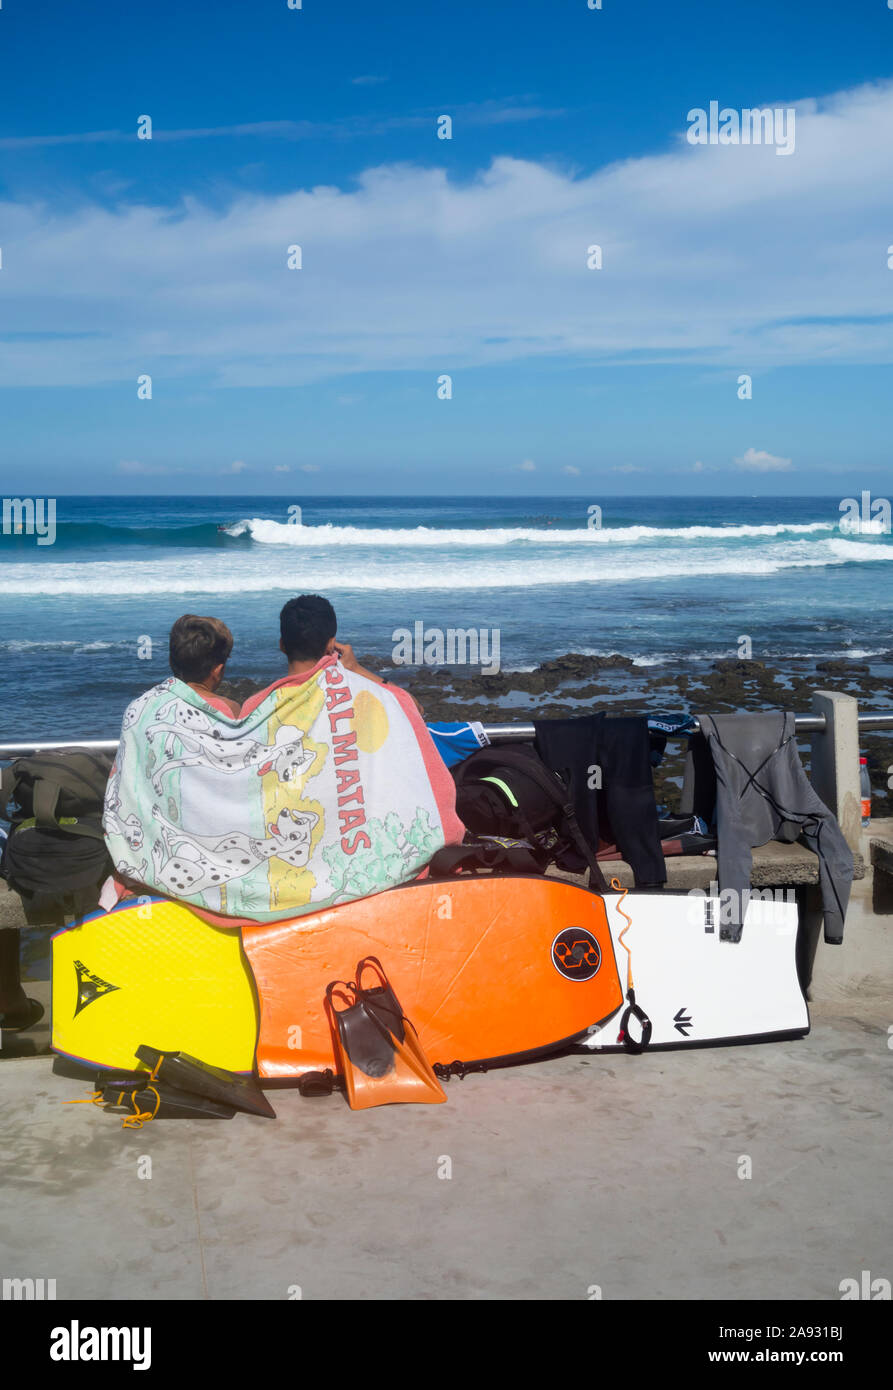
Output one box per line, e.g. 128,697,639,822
816,659,870,675
217,676,267,703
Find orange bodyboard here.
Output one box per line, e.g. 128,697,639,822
242,876,623,1078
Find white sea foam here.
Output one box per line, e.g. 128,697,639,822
502,646,891,673
223,518,836,547
0,638,119,652
2,536,889,596
826,538,893,562
838,516,889,535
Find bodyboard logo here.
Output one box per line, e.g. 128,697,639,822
73,960,119,1016
551,928,601,981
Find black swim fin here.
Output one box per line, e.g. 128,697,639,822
94,1068,148,1092
326,982,396,1084
100,1080,236,1121
356,957,406,1044
325,961,446,1110
134,1045,276,1119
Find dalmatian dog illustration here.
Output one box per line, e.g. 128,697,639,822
115,858,149,883
150,805,320,897
102,741,145,851
145,700,315,795
122,679,174,731
146,698,217,760
104,805,145,852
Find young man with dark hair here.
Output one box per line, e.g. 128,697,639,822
168,614,240,715
277,594,389,689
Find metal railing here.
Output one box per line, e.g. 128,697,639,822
1,710,892,758
486,712,893,742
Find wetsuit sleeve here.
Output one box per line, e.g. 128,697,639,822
598,716,667,889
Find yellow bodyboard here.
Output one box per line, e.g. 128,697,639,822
52,899,257,1073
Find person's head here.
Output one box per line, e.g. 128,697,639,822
279,594,337,665
169,614,234,689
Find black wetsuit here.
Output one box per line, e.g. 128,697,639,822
533,713,667,889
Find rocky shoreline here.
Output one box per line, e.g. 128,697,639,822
219,651,893,817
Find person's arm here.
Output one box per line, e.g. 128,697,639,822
334,642,424,714
333,642,386,686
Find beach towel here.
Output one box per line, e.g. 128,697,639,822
104,657,464,924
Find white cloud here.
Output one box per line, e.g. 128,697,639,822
300,464,320,473
612,465,644,474
351,75,388,87
562,465,581,475
519,459,536,472
274,465,290,472
0,100,559,151
229,460,247,473
735,447,792,472
2,80,892,387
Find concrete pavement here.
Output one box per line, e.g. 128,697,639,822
0,835,890,1301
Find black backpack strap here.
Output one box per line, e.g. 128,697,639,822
0,762,15,817
498,754,610,891
427,841,543,878
558,802,610,893
32,776,62,830
60,817,107,843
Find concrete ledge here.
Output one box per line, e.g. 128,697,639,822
0,837,868,930
553,840,865,893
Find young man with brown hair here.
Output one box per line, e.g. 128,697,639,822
168,614,240,716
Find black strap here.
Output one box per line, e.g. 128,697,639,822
297,1070,339,1097
618,988,652,1054
560,802,610,893
433,1059,490,1081
427,841,544,878
10,815,107,844
0,763,15,817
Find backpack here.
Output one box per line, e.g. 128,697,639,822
446,744,609,891
0,749,115,925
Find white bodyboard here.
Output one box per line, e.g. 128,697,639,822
582,892,809,1051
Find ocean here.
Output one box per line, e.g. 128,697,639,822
1,494,891,741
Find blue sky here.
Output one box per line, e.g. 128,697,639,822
1,0,891,495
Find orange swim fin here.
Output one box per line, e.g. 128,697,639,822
325,957,446,1110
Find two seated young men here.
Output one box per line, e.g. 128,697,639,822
104,597,463,923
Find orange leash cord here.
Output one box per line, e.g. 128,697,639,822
64,1055,165,1129
609,877,652,1054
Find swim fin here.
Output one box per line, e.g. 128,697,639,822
99,1080,236,1121
134,1045,276,1119
356,956,406,1043
325,958,446,1110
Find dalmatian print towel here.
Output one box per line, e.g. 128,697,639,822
104,658,463,922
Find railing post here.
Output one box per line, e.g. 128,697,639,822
809,690,861,852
